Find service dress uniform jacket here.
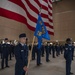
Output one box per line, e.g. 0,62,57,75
64,44,73,75
14,43,28,75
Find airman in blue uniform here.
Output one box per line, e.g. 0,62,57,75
55,43,60,57
11,44,15,57
64,38,74,75
32,43,36,60
52,43,56,58
41,43,45,57
36,44,42,66
14,33,28,75
29,44,31,51
49,44,52,55
0,41,2,59
60,45,64,54
45,42,50,62
9,42,12,60
0,43,1,59
72,43,75,60
1,38,10,69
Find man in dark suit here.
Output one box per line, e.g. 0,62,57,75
14,33,28,75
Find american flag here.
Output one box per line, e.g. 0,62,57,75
0,0,54,35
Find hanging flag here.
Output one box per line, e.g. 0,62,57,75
0,0,54,35
34,14,50,49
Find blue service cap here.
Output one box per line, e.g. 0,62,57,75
66,38,71,42
19,33,26,38
5,38,8,40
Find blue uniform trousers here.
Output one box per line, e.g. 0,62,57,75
66,60,72,75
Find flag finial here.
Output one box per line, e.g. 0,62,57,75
39,6,42,14
39,0,44,14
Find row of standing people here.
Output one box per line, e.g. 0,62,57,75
31,42,65,62
31,42,75,66
0,39,75,68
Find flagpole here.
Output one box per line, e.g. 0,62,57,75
25,1,43,75
25,36,35,75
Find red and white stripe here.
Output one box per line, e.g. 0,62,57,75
0,0,54,35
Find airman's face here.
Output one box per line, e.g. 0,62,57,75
67,41,72,44
20,37,26,44
5,40,8,43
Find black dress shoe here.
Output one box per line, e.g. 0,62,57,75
42,55,44,57
46,60,50,62
1,67,4,69
37,64,40,66
53,57,56,58
37,63,42,66
40,63,42,65
70,72,74,75
48,60,50,62
32,58,35,60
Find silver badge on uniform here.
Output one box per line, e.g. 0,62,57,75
21,50,24,52
65,48,68,50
